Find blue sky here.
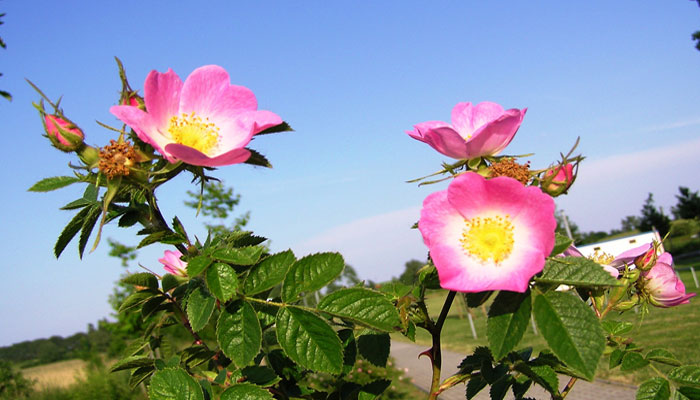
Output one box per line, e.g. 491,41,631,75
0,1,699,346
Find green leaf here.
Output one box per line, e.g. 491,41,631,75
162,274,181,292
244,148,273,168
119,290,159,313
256,121,293,135
535,257,622,287
206,262,238,302
109,355,154,372
217,301,262,368
148,368,204,400
60,197,95,210
610,348,624,369
358,380,391,400
636,377,671,400
466,374,488,399
282,252,344,302
212,246,264,265
187,255,213,277
221,383,273,400
318,288,400,332
490,375,514,400
121,272,158,290
141,295,168,318
357,332,390,367
54,206,91,258
678,387,700,400
241,366,281,387
186,287,216,332
243,250,296,295
669,366,700,389
621,352,650,372
138,231,186,249
129,366,154,389
515,363,559,395
550,233,574,257
487,290,532,360
28,176,80,192
601,320,634,336
466,291,494,307
533,291,605,380
338,329,357,375
78,204,101,258
646,349,682,367
276,306,343,374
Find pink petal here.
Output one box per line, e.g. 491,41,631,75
144,69,183,131
110,105,177,162
449,102,475,135
179,65,257,118
417,126,469,159
464,108,526,158
165,143,251,167
469,102,507,132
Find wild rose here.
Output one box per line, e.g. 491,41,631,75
418,172,555,293
110,65,282,167
44,114,84,152
640,252,695,307
407,101,526,160
159,250,187,277
541,163,575,196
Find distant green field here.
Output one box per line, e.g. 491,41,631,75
395,261,700,386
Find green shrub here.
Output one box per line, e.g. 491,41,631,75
669,219,700,237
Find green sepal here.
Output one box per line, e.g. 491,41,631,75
138,230,186,249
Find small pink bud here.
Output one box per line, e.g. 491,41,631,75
635,247,658,271
541,163,575,196
120,93,146,111
44,114,84,152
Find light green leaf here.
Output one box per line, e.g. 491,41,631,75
212,246,264,265
243,250,295,295
646,349,681,367
550,233,574,257
28,176,80,192
318,288,400,332
221,383,273,400
186,287,216,333
487,290,532,360
282,252,344,302
621,352,650,372
206,262,238,302
669,366,700,389
601,320,634,336
276,306,343,374
217,301,262,368
535,257,622,287
148,368,204,400
187,255,213,277
109,355,154,372
533,291,605,380
121,272,158,290
636,377,671,400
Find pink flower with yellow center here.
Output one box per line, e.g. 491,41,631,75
407,101,526,159
419,172,556,293
159,250,187,277
110,65,282,167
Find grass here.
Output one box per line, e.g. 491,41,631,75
394,264,700,386
22,359,87,389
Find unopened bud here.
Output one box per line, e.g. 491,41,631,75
635,247,658,271
120,92,146,111
44,114,84,152
612,295,639,312
541,163,575,196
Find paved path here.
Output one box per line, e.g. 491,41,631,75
390,341,638,400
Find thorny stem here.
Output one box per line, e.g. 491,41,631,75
559,377,578,399
428,291,457,400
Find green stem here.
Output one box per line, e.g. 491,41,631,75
559,377,577,399
428,291,456,400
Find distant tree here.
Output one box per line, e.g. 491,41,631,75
398,259,425,285
694,1,700,51
638,193,671,236
620,215,640,232
671,186,700,220
0,361,33,399
184,180,250,237
0,13,9,102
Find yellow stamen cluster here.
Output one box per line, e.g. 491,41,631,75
589,250,615,265
99,140,137,179
461,215,515,264
167,112,220,155
488,158,531,184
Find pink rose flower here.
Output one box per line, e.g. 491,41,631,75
407,101,526,159
541,163,575,196
418,172,555,293
44,114,84,152
110,65,282,167
640,252,695,307
159,250,187,277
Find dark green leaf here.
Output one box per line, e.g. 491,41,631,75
318,288,400,332
467,375,488,399
28,176,80,192
78,204,101,258
487,290,532,360
138,231,186,249
256,121,293,135
110,356,154,372
276,306,343,374
54,206,91,258
357,332,391,367
610,348,624,369
244,148,272,168
206,262,238,302
636,377,671,400
646,349,682,367
466,291,494,308
186,287,216,332
550,233,574,257
217,301,262,368
119,290,159,313
678,387,700,400
358,379,391,400
221,383,274,400
148,368,204,400
129,366,154,389
669,366,700,388
121,272,158,290
141,295,168,318
172,216,188,241
243,250,295,295
162,274,181,292
533,291,605,380
490,375,514,400
514,363,558,395
82,183,98,201
282,252,344,302
338,329,357,375
181,346,216,369
535,257,622,287
187,255,213,277
60,198,94,210
621,352,650,372
212,246,264,265
417,264,441,289
241,366,281,387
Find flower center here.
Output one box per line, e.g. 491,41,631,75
461,215,515,264
99,139,137,179
167,112,220,155
589,250,615,265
